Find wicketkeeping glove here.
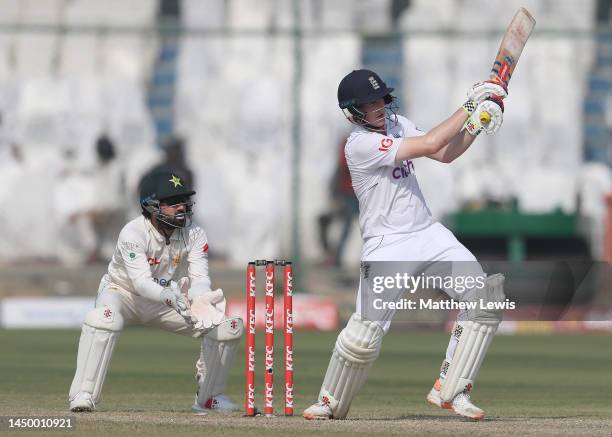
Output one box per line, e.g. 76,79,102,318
190,289,226,330
160,282,192,323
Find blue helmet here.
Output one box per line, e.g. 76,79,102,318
337,69,394,109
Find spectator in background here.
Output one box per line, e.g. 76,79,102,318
141,135,194,191
90,135,126,261
55,134,125,265
54,147,98,266
317,137,359,268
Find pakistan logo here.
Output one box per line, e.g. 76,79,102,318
169,175,183,188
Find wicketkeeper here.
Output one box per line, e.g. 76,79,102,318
68,170,243,413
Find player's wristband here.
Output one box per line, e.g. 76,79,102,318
462,100,477,115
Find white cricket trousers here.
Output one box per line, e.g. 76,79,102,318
95,278,202,338
356,222,485,367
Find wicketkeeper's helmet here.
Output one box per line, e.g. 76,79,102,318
139,170,195,228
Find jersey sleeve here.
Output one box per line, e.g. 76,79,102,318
187,227,212,293
398,116,426,138
117,225,164,301
345,132,402,170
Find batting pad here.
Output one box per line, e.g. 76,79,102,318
69,307,123,404
318,313,384,419
196,318,243,405
440,274,505,403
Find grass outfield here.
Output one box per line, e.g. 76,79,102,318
1,329,611,436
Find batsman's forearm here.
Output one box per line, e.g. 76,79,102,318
396,108,469,162
439,129,477,163
423,108,470,151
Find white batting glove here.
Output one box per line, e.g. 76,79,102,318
465,98,504,136
190,288,226,331
467,80,508,104
160,284,192,323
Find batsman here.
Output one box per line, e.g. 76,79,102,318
302,69,508,421
68,170,243,413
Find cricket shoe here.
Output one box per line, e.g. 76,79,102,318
426,379,485,421
426,378,445,409
302,401,334,420
192,394,239,414
69,392,95,412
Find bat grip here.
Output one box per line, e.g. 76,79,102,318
479,111,492,124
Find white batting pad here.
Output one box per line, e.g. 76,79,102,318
69,307,123,404
440,274,505,402
317,313,385,419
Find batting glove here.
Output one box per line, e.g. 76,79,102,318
467,80,508,104
465,97,504,136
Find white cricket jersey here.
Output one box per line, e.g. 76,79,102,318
102,216,211,301
346,114,433,241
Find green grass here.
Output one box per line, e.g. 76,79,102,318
0,329,611,436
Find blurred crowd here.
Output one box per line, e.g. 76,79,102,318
0,0,611,267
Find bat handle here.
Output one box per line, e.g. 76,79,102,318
479,111,492,124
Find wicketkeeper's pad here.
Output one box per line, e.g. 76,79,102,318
195,316,244,406
69,306,124,405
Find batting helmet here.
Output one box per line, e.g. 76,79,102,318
337,69,394,109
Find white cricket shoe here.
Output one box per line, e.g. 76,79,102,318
426,378,444,408
69,392,95,412
303,401,333,420
426,379,485,421
192,394,239,414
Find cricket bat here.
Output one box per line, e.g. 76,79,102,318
480,7,536,124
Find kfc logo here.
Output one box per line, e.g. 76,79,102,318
285,345,293,371
285,271,293,296
265,345,274,371
247,383,255,409
248,345,255,372
285,309,293,334
265,305,274,334
249,308,256,334
248,270,256,297
285,383,294,408
265,383,274,408
265,271,274,297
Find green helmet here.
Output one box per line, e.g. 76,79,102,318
139,171,195,228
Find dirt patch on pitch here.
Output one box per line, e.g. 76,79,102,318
70,411,612,436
